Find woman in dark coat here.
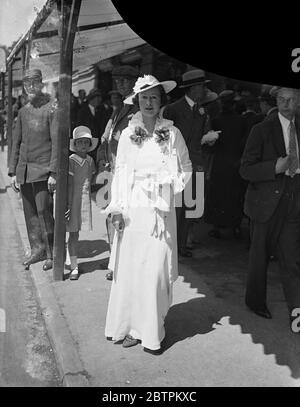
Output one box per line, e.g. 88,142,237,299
204,90,247,238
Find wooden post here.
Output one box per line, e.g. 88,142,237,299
1,72,4,107
6,63,13,165
0,72,5,151
21,45,27,95
25,34,32,70
53,0,81,281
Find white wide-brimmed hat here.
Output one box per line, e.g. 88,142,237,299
70,126,98,152
124,74,177,104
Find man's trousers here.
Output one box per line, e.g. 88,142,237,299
246,175,300,315
20,181,54,259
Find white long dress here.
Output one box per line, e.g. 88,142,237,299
104,111,192,350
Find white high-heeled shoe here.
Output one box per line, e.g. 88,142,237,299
70,267,79,280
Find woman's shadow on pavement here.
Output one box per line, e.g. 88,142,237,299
163,236,300,379
164,296,224,349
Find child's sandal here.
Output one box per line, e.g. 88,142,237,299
70,267,79,280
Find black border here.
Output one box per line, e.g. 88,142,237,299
112,0,300,88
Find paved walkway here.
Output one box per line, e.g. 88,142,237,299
1,147,300,387
0,172,61,386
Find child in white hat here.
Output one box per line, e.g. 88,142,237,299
65,126,98,280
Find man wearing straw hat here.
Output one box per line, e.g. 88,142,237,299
8,69,58,271
163,69,219,257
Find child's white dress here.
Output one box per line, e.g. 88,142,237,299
67,153,96,232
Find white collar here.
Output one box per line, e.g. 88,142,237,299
88,104,95,115
184,95,206,114
70,153,91,166
278,112,295,130
185,95,195,108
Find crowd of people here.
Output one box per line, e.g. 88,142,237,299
6,64,300,355
0,94,29,150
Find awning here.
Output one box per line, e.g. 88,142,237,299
8,0,145,82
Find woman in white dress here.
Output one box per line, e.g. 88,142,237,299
104,75,192,354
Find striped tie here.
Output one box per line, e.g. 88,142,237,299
288,121,299,177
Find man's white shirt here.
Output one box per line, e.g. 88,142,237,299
278,112,300,175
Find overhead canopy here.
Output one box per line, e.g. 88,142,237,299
9,0,145,82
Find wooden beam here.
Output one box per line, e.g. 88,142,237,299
6,0,56,65
53,0,82,281
7,0,122,64
34,19,124,39
25,33,32,70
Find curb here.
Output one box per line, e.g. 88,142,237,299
0,150,90,387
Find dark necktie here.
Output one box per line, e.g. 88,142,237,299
288,120,299,177
193,103,200,114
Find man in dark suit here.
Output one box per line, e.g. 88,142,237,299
163,69,217,257
96,65,139,280
240,86,300,331
99,90,124,149
8,69,58,271
77,88,112,162
96,66,139,173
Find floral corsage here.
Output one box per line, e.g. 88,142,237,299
154,127,170,145
130,126,151,146
130,125,171,152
